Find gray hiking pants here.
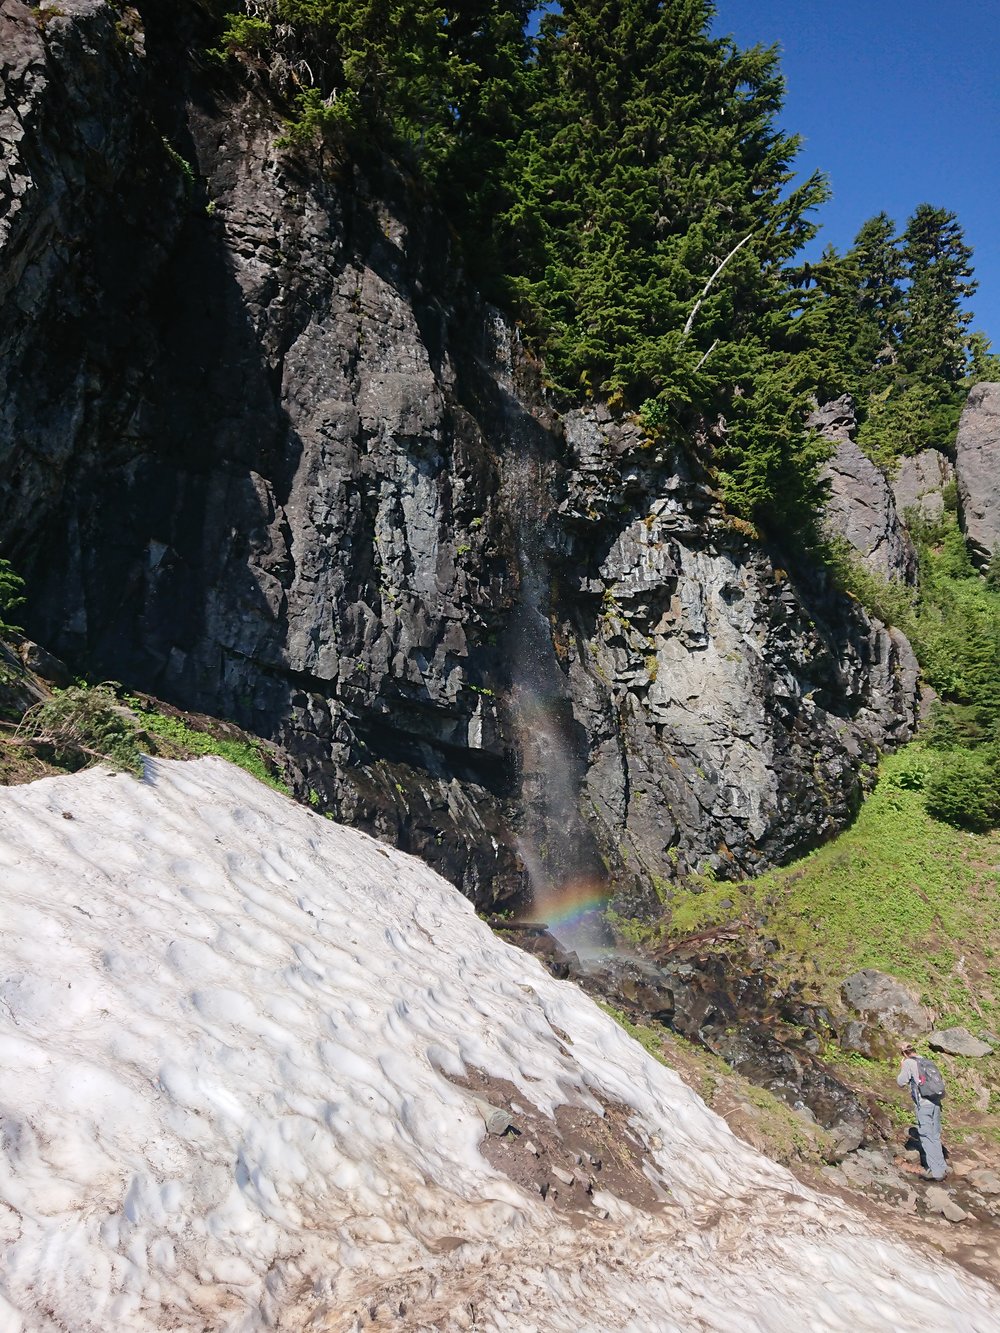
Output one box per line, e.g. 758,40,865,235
916,1097,946,1179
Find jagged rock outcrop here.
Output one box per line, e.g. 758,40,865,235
891,449,955,524
558,412,918,885
954,381,1000,566
0,0,920,908
809,398,916,583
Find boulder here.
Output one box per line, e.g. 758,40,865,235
825,1120,865,1163
891,450,954,525
968,1169,1000,1196
924,1186,968,1223
954,382,1000,567
840,970,930,1038
16,638,74,688
821,440,917,584
839,1020,894,1061
927,1027,993,1058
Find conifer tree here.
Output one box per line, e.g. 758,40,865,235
899,204,976,385
215,1,534,165
851,212,905,377
966,332,1000,386
494,0,828,530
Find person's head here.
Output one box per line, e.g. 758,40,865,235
901,1043,917,1058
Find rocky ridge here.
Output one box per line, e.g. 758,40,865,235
1,0,919,907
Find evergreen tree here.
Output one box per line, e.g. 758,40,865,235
850,212,905,377
0,558,24,637
899,203,976,384
495,0,828,530
966,331,1000,386
214,1,534,167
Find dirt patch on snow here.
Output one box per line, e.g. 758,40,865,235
446,1067,672,1220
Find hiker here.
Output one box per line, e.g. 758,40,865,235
896,1043,947,1181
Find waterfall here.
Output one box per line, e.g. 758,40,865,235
485,318,610,947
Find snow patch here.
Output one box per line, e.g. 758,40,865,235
0,757,995,1331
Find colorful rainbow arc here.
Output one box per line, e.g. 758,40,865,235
529,880,609,930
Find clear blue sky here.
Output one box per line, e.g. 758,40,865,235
713,0,1000,343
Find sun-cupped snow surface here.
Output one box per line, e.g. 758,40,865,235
0,759,997,1333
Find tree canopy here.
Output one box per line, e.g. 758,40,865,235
212,0,992,536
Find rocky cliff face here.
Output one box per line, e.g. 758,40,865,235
891,448,955,525
810,396,916,584
954,382,1000,567
0,0,919,909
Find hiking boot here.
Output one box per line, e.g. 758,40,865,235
896,1160,928,1177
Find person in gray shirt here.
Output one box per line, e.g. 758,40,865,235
896,1043,947,1180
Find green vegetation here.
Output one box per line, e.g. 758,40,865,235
824,494,1000,832
18,684,145,775
645,749,1000,1127
211,0,533,194
161,138,196,193
495,2,829,531
799,204,986,468
208,1,996,540
2,678,292,794
128,700,292,794
660,750,1000,1036
0,559,25,636
595,999,669,1066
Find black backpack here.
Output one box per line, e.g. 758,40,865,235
916,1056,946,1100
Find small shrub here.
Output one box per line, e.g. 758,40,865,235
925,752,1000,832
822,537,914,629
0,558,25,636
208,14,273,62
887,752,930,791
19,684,143,775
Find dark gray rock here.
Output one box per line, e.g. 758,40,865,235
0,0,922,909
825,1121,865,1162
927,1027,993,1058
891,450,955,525
15,638,73,688
840,970,930,1038
954,382,1000,566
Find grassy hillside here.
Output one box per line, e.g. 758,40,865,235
669,752,998,1022
639,749,1000,1135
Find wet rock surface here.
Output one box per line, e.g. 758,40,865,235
2,0,919,906
505,927,881,1142
498,923,1000,1283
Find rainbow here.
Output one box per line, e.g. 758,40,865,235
528,879,609,932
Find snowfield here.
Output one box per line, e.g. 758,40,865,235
0,757,997,1332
